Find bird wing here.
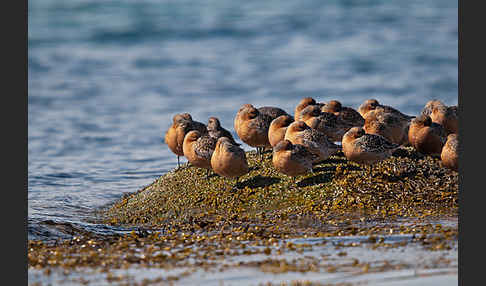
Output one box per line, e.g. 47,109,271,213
356,134,399,153
194,136,216,160
339,107,365,126
258,107,288,120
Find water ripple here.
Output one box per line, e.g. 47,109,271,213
28,0,457,240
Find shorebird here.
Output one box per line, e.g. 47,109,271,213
299,105,350,142
421,100,446,117
441,133,458,172
272,139,315,183
207,117,239,145
363,109,410,145
258,106,290,120
164,113,207,168
234,104,274,161
284,121,340,164
429,105,458,135
408,114,447,156
342,127,400,174
210,137,249,187
234,104,253,135
182,130,217,179
294,97,323,121
421,100,458,135
268,115,295,148
358,99,415,121
321,100,365,127
235,104,289,136
255,105,290,153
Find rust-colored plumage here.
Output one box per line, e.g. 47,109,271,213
164,113,207,167
284,121,340,163
294,97,323,121
342,127,400,166
234,104,254,135
408,114,447,156
268,115,295,147
234,104,274,149
321,100,365,127
211,137,249,180
363,109,409,145
421,100,458,135
299,105,350,142
272,139,314,178
421,100,446,117
430,105,458,135
441,133,458,172
358,99,414,121
165,114,189,156
182,130,216,170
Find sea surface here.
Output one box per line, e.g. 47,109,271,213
28,0,458,241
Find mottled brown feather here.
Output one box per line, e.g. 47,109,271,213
342,127,399,165
183,130,215,169
358,99,414,121
207,117,239,145
363,109,409,145
284,121,339,163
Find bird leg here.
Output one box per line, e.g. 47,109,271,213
177,156,180,168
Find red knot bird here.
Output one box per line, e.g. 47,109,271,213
164,113,207,168
211,136,249,187
268,114,295,148
299,105,351,142
182,130,217,179
342,127,400,174
421,100,458,135
441,133,458,172
234,104,275,161
363,108,410,146
272,139,315,184
294,97,324,121
284,121,340,164
408,114,447,156
321,100,365,128
207,116,239,145
358,99,414,121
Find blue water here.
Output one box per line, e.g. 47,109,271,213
28,0,458,240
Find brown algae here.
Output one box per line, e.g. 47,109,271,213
102,147,457,230
28,147,458,279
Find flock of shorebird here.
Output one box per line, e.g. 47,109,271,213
164,98,458,186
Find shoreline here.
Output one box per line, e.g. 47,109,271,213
28,148,458,285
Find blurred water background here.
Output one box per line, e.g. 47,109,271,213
28,0,457,240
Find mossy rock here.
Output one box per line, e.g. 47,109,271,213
101,147,458,235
